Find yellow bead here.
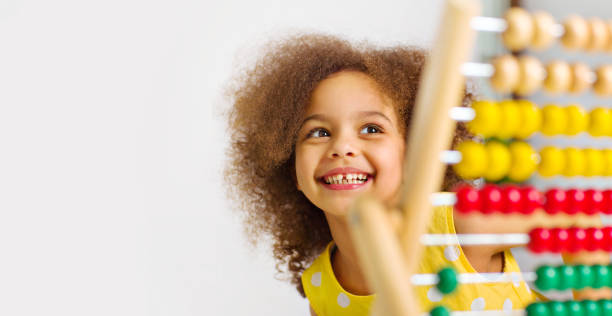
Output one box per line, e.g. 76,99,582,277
584,148,605,176
508,141,538,182
589,107,612,137
468,100,501,137
538,146,566,177
541,104,568,136
497,100,521,139
563,147,586,177
484,141,511,181
454,141,487,179
515,100,542,139
603,149,612,176
565,104,589,135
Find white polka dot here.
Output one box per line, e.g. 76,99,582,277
471,297,485,311
337,293,350,308
503,299,513,315
444,245,460,262
311,272,322,287
427,287,443,302
510,272,521,287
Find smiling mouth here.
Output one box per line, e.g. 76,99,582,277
318,173,372,189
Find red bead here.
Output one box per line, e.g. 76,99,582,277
480,184,503,214
584,189,604,215
502,185,523,214
566,189,587,214
567,227,587,253
455,185,481,214
585,227,604,251
550,228,569,253
521,186,543,214
529,228,552,253
602,190,612,215
545,189,567,214
602,227,612,251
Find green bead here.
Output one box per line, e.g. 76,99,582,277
430,305,450,316
527,302,550,316
437,267,458,294
536,265,559,290
581,300,601,316
576,265,595,289
557,265,578,290
564,300,585,316
593,265,612,289
547,301,568,316
598,299,612,315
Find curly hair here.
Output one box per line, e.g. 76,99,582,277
225,33,472,297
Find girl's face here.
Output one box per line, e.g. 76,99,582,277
295,71,406,217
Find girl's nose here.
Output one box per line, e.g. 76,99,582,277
328,135,358,158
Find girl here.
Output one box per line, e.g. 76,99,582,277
225,33,541,315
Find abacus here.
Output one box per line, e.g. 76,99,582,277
346,1,612,316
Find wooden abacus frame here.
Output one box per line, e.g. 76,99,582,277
346,0,480,315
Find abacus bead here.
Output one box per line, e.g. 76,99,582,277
564,300,584,316
550,227,569,253
599,300,612,315
522,186,543,214
535,265,559,290
567,227,587,253
516,55,545,96
538,146,566,177
584,189,604,215
529,228,552,253
502,185,523,214
546,301,568,316
563,148,586,177
581,300,600,316
570,62,593,94
453,141,487,179
557,265,578,290
565,104,589,135
490,55,520,93
531,11,557,50
508,141,538,182
608,20,612,51
430,306,450,316
588,107,612,137
484,141,511,181
592,265,612,289
468,100,500,137
544,61,572,93
561,15,590,50
502,7,534,51
516,99,542,139
602,190,612,214
436,267,458,294
587,18,609,51
584,149,605,176
593,65,612,96
576,264,595,289
566,189,587,214
527,302,550,316
497,100,521,139
603,150,612,176
455,185,481,214
481,184,504,214
545,189,568,214
541,104,568,136
602,227,612,251
585,227,604,251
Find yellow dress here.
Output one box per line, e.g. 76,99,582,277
301,205,541,316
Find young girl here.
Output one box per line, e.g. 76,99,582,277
225,33,539,315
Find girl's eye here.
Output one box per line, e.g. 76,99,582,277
360,125,382,134
307,128,330,138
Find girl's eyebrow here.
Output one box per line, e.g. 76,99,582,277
300,111,392,128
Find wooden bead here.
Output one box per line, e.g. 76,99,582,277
515,55,545,96
607,20,612,51
531,11,557,50
490,55,519,93
502,7,534,51
587,18,610,51
569,62,592,94
543,60,572,93
561,15,590,50
593,65,612,96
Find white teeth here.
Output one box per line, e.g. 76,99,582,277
347,174,353,180
323,173,369,185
